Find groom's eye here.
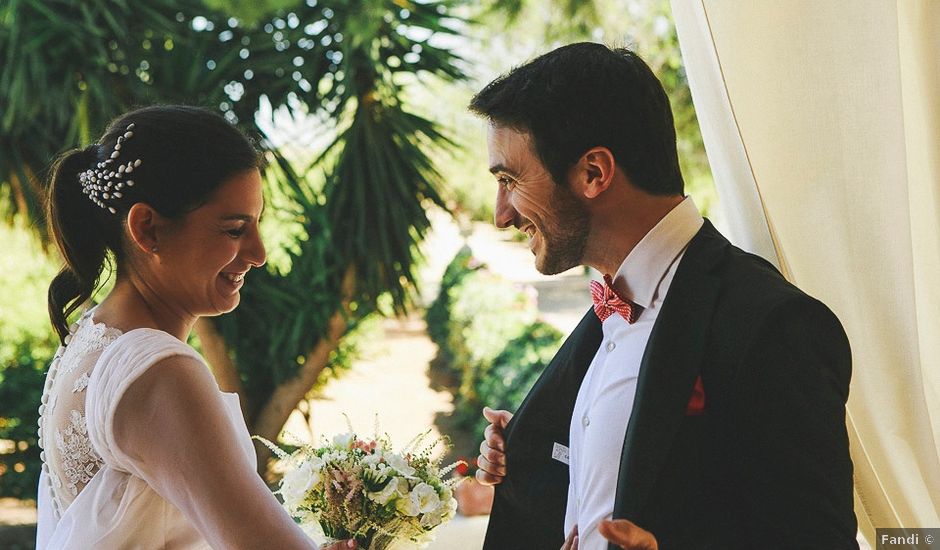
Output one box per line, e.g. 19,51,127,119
497,176,516,190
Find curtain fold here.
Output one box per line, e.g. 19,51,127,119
671,0,940,544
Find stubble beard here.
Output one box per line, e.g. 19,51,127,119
533,185,591,275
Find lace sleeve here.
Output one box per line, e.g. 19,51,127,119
87,330,316,549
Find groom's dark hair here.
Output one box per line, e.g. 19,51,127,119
469,42,684,196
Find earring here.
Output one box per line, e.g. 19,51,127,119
151,246,158,253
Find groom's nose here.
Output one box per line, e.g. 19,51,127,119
494,185,516,229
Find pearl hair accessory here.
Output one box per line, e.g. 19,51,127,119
78,123,143,214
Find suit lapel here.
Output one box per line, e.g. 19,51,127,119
612,220,728,521
509,306,602,431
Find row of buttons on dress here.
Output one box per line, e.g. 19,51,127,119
36,318,82,520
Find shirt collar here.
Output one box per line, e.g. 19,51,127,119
611,197,704,309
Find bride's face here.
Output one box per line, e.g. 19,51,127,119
151,169,266,317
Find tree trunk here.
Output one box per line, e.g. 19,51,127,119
9,172,29,221
250,267,356,475
194,317,248,417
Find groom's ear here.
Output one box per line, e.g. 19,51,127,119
570,146,616,199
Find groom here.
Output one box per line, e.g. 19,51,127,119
471,43,859,549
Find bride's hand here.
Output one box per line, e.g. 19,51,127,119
321,540,357,549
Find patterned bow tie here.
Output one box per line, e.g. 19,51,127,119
590,274,641,323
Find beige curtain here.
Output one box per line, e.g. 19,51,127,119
671,0,940,544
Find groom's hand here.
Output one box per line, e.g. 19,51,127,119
476,407,513,486
599,519,658,550
561,525,579,550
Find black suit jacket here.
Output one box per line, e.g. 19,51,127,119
483,220,859,550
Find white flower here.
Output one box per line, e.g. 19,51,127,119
396,493,420,516
419,509,443,529
333,432,355,449
362,449,384,466
416,531,436,544
322,449,348,463
368,477,408,505
410,482,441,514
443,497,458,519
306,454,325,471
280,461,321,511
386,453,417,478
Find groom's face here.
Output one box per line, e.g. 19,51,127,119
487,124,590,275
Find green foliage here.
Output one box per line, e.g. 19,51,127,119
0,342,51,499
205,0,468,422
426,249,561,431
471,321,562,434
447,270,537,384
434,0,718,224
0,0,226,232
0,0,469,480
0,224,59,499
425,246,483,358
322,102,451,312
482,0,603,41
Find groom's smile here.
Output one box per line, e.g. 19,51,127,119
487,123,590,275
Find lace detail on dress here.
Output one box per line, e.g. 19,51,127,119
60,316,123,375
37,307,123,518
54,410,103,496
72,373,90,393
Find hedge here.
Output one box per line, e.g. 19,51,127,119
426,249,562,435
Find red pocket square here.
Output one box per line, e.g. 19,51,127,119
686,375,706,415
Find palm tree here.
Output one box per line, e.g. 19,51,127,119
0,0,466,475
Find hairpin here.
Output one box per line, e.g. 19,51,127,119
78,123,143,214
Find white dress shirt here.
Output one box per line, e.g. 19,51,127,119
564,197,704,549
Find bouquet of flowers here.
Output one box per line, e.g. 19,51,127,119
257,424,465,550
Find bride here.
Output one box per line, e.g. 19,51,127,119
37,105,354,549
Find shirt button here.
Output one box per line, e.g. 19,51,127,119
582,415,590,427
606,341,616,352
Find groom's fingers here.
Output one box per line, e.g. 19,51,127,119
482,407,513,429
479,439,506,470
484,423,505,451
475,449,506,485
476,453,507,477
476,467,501,485
598,519,658,550
477,407,511,486
561,525,579,550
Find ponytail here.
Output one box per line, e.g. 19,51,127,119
46,145,110,343
45,106,262,343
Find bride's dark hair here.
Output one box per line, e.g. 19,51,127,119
45,105,261,343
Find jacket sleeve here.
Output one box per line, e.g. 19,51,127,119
726,296,858,549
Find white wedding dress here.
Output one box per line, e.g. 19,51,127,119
35,307,312,549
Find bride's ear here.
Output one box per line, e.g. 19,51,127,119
126,203,164,254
